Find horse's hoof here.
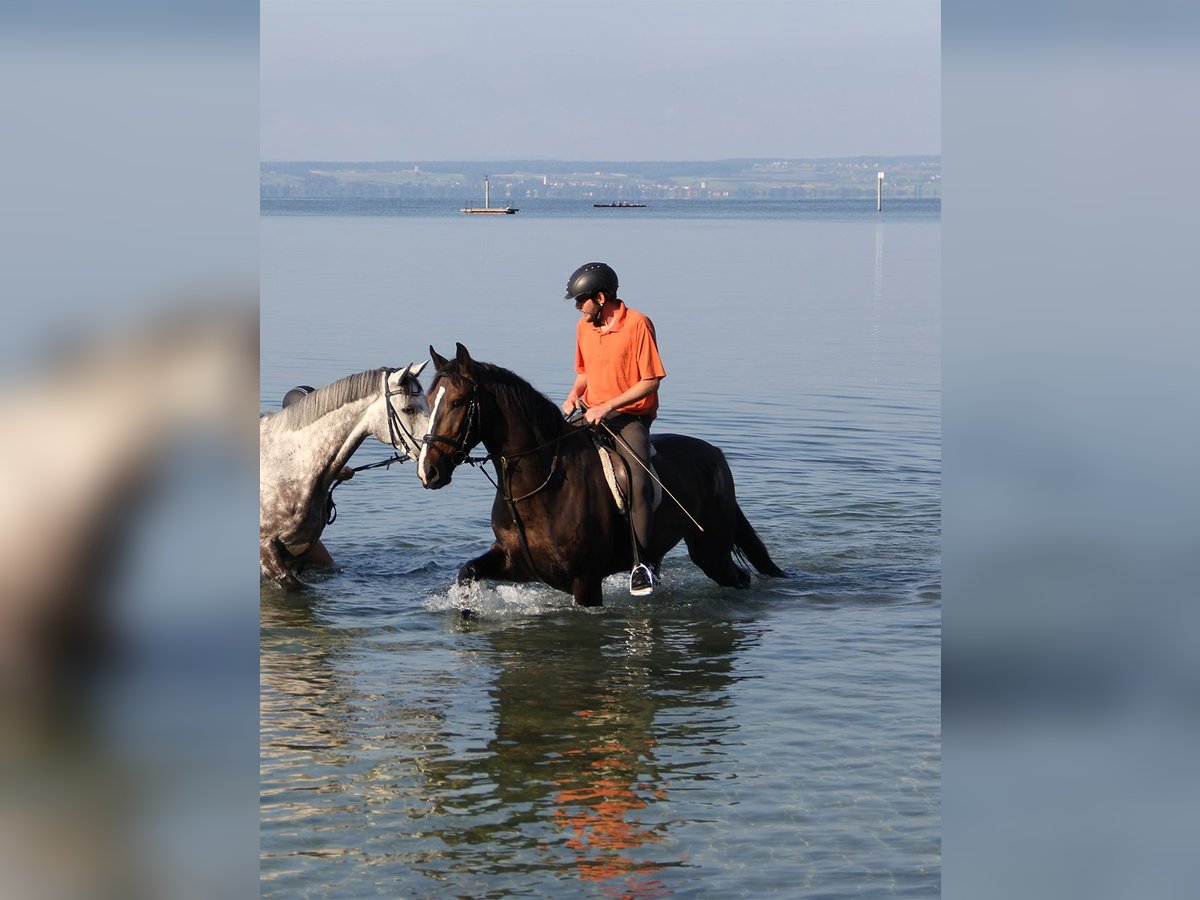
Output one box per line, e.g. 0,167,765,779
459,607,478,621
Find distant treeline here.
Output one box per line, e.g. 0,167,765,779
260,157,941,201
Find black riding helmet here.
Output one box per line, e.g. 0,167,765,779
282,385,316,408
564,261,618,301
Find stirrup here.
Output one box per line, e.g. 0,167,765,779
629,564,656,597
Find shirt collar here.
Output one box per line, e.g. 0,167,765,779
597,300,627,333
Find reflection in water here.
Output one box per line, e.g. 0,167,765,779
261,594,452,859
260,595,355,754
551,708,668,896
260,595,357,846
871,220,884,382
415,613,754,897
262,597,759,896
539,620,670,896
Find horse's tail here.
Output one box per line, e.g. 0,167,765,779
734,506,787,577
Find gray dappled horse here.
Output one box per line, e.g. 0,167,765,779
260,363,430,590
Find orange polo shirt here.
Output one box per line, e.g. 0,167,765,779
574,301,666,419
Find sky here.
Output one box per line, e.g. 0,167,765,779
261,0,940,161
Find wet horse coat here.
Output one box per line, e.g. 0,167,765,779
418,344,784,606
260,363,430,590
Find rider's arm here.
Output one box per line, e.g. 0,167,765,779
562,373,589,415
586,376,661,421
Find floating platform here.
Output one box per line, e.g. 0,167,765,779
462,176,518,214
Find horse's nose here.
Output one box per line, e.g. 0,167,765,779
419,463,440,489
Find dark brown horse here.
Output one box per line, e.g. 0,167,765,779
417,343,785,606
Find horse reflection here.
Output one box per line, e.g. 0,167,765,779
415,614,753,895
260,595,452,842
259,597,358,758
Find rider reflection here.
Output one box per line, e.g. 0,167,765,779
420,614,751,896
550,703,669,894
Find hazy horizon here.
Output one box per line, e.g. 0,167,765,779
259,155,941,167
260,154,941,164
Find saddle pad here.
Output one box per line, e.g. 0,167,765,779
597,444,661,513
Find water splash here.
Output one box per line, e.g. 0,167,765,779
423,579,579,619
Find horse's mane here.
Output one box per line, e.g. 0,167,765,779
467,360,566,438
274,367,389,431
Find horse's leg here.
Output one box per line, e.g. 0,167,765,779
262,539,305,592
682,526,752,589
454,544,541,620
689,550,751,588
299,538,338,571
457,543,527,585
651,492,748,588
684,493,785,587
669,450,754,589
570,577,604,608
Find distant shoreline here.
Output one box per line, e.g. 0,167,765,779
261,156,941,202
260,197,941,222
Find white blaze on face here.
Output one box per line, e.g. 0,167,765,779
418,384,446,485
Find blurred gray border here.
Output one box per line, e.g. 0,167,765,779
945,2,1200,897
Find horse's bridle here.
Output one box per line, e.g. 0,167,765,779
422,378,481,467
420,374,601,588
324,366,426,527
383,366,426,460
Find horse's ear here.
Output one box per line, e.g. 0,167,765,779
429,346,448,371
409,360,428,377
455,343,476,377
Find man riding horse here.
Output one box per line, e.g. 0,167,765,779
560,262,666,597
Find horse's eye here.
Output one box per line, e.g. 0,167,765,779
402,405,416,415
450,398,465,409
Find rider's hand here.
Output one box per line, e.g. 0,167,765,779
561,397,581,417
584,402,613,425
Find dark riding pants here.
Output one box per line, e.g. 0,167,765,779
608,414,653,557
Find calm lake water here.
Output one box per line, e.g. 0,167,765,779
260,198,940,897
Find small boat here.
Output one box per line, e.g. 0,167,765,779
462,177,518,214
593,200,646,208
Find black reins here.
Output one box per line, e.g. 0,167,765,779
422,379,594,586
426,381,587,500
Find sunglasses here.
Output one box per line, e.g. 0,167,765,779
574,294,595,308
